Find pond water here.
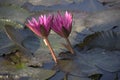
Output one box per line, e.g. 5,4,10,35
0,0,120,80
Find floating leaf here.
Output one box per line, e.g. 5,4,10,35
0,31,16,55
0,25,35,55
77,30,120,50
68,75,91,80
0,19,24,31
4,25,33,57
99,70,119,80
0,4,31,31
3,50,29,65
22,36,40,53
98,0,120,8
78,48,120,72
57,58,101,77
75,30,120,72
0,31,12,48
0,44,17,56
15,68,56,80
0,4,31,23
4,25,35,46
29,48,54,63
0,0,27,6
22,33,64,54
24,0,106,12
0,63,56,80
83,9,120,32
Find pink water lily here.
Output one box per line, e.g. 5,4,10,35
52,11,75,54
52,11,72,38
26,15,52,38
26,14,58,63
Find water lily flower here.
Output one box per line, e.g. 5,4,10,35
52,11,72,38
26,15,52,38
26,14,58,63
52,11,75,54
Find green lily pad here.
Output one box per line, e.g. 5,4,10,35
78,48,120,72
0,4,31,31
75,29,120,72
4,25,26,44
22,33,64,54
0,31,16,55
83,9,120,32
77,30,120,50
0,19,24,31
0,44,17,56
57,59,101,77
0,61,56,80
29,48,52,64
0,4,31,23
0,0,27,6
0,31,12,47
15,67,56,80
74,9,120,35
22,36,41,53
4,25,34,58
68,75,91,80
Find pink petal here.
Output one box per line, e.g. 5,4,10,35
31,17,39,26
52,11,73,37
26,14,52,38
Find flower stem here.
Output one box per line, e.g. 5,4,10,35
43,37,58,63
65,38,75,54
